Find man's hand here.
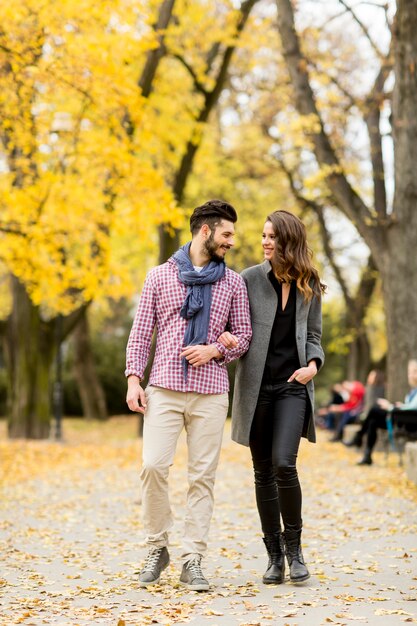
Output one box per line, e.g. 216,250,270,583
126,376,147,413
217,332,239,349
287,361,318,385
180,344,221,367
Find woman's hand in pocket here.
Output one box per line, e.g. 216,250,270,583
287,361,317,384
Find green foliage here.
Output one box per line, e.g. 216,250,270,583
63,302,133,416
315,299,348,406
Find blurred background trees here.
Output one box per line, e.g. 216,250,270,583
1,0,411,438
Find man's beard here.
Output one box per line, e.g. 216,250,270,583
203,233,228,262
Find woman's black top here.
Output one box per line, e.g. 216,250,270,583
262,273,300,383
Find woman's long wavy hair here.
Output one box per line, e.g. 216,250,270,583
266,210,326,301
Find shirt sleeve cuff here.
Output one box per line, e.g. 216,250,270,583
213,342,227,362
125,370,143,380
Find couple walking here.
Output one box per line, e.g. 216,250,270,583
126,200,325,591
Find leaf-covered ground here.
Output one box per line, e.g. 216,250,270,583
0,417,416,625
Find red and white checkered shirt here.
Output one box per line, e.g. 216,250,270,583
125,257,252,394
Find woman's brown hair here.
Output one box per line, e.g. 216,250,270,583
266,210,326,301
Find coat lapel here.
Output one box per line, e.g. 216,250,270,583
296,286,307,325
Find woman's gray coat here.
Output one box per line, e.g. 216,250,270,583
231,261,325,446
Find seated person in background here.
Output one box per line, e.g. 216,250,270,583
345,369,385,450
316,383,346,430
327,380,366,442
347,358,417,465
361,369,386,418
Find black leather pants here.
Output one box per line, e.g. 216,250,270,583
249,381,307,535
360,405,387,451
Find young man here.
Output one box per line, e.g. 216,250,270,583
125,200,252,591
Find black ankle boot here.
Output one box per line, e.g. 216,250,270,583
357,449,372,465
262,532,285,584
283,529,310,583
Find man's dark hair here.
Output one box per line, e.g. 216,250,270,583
189,199,237,235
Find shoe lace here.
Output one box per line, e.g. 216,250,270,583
186,555,205,579
143,548,163,570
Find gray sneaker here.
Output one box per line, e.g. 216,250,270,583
179,555,209,591
138,547,170,587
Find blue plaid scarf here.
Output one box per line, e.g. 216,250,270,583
172,242,225,377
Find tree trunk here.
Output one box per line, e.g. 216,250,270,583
73,310,108,420
346,330,371,383
381,229,417,400
345,260,378,382
4,277,55,438
383,0,417,400
310,205,376,382
3,276,89,439
275,0,417,400
158,223,181,264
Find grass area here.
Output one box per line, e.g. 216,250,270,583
0,415,140,444
58,415,141,443
0,416,142,487
1,416,416,503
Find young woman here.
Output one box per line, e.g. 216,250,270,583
219,210,325,584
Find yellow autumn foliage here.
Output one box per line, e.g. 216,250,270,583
0,0,269,317
0,0,181,316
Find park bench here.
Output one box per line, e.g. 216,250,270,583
388,408,417,465
344,408,417,465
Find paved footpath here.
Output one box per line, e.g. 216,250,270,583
0,419,416,626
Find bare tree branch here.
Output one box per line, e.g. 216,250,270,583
0,225,26,236
307,57,358,109
275,150,378,381
206,41,221,73
275,0,387,257
123,0,176,137
61,302,91,341
172,0,260,204
275,154,353,305
318,10,352,29
364,47,393,217
337,0,385,59
138,0,176,98
356,1,389,8
173,54,209,95
265,126,379,360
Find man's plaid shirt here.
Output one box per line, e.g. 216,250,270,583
125,257,252,394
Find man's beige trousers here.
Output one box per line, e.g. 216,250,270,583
140,386,229,561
